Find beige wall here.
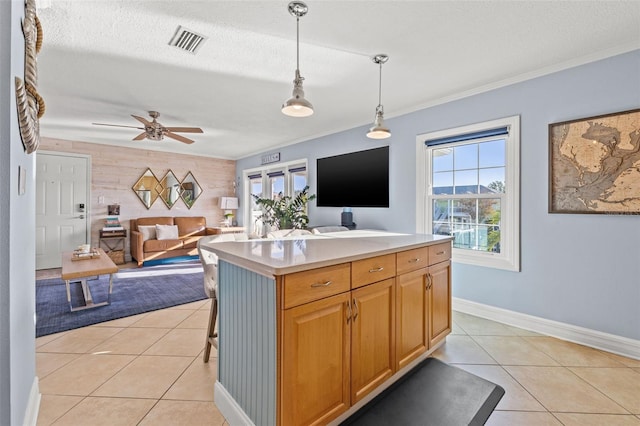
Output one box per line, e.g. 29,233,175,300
40,137,236,260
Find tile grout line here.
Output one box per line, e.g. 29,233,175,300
463,330,555,418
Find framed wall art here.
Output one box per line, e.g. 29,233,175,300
549,108,640,214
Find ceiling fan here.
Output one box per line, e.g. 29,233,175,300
92,111,203,144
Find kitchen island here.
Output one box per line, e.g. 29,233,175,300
200,231,453,426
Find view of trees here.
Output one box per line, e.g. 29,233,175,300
432,180,503,253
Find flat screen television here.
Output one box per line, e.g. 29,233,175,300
316,146,389,208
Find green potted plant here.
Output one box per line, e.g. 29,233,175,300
252,186,316,231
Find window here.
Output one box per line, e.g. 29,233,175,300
243,160,308,236
416,116,520,271
268,171,285,201
248,172,263,235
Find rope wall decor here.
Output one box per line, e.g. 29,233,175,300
15,0,45,154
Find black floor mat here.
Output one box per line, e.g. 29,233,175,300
341,357,505,426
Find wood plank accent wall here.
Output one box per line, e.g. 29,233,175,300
40,137,236,260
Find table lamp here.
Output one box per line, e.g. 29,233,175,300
219,197,239,226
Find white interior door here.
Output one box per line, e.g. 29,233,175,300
35,152,90,270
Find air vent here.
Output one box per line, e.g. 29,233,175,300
169,26,207,54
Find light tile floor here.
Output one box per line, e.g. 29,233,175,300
36,272,640,425
433,312,640,426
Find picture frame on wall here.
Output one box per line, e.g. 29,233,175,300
548,108,640,214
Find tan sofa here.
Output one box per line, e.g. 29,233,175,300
130,216,216,267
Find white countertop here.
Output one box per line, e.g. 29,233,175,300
200,231,452,276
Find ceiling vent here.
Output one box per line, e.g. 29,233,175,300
169,26,207,54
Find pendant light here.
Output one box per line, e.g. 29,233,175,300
366,54,391,139
282,1,313,117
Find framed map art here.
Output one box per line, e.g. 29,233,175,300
549,108,640,214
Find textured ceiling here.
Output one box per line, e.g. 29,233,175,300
36,1,640,159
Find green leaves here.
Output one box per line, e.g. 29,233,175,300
252,186,317,231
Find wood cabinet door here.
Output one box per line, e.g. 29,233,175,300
350,278,396,404
281,292,351,426
428,260,451,348
396,268,427,370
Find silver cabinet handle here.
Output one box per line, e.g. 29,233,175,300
369,267,384,273
346,300,352,323
436,250,445,255
311,280,332,288
409,258,420,263
426,273,433,290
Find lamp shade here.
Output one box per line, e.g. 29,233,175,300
366,110,391,139
282,96,314,117
219,197,239,210
282,72,314,117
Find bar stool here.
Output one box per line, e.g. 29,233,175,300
197,237,219,362
197,232,249,362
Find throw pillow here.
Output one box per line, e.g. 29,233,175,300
138,225,157,241
156,224,179,240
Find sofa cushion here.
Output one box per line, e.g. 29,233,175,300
156,224,179,240
174,216,207,238
136,216,174,229
138,225,157,241
144,238,183,253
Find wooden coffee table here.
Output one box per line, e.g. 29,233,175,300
61,248,118,312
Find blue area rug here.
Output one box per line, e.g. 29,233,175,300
143,255,199,267
36,263,206,337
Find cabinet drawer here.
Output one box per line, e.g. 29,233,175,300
396,247,430,275
352,254,396,289
283,263,351,309
429,242,451,265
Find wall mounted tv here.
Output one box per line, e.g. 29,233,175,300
316,146,389,208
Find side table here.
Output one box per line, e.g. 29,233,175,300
99,229,127,264
61,248,118,311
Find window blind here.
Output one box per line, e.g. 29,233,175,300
425,126,509,147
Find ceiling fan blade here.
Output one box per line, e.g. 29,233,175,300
132,132,147,141
131,115,152,126
92,123,144,129
165,127,204,134
165,131,194,144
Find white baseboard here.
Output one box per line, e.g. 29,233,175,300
453,297,640,360
23,377,41,426
214,381,255,426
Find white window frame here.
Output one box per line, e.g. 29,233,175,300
416,115,520,271
242,159,308,235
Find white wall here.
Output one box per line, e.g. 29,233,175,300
1,1,38,424
237,50,640,342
